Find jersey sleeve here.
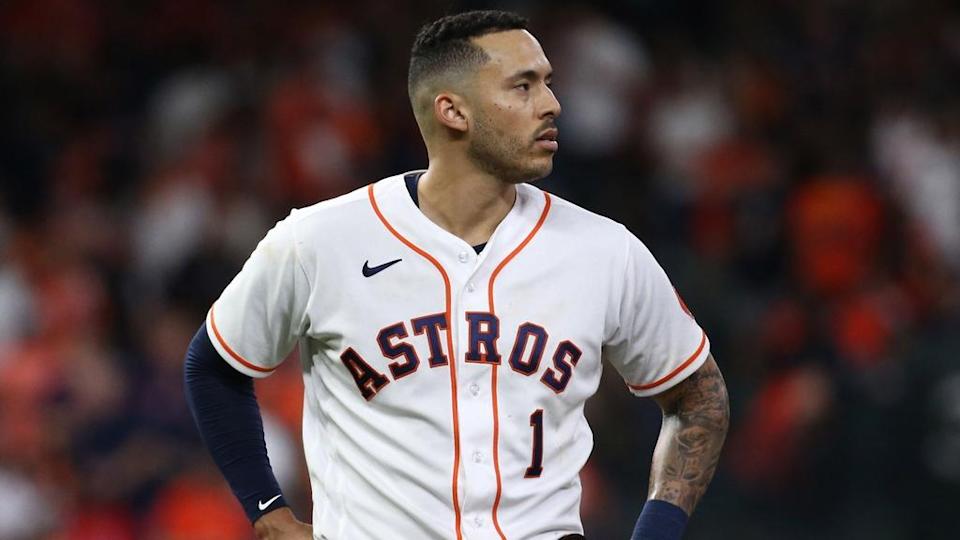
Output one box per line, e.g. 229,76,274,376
206,212,310,378
603,229,710,397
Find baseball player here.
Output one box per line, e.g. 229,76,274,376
184,10,729,540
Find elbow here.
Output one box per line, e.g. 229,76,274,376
717,382,731,439
703,357,730,439
668,354,731,439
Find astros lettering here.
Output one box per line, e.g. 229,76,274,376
341,313,582,400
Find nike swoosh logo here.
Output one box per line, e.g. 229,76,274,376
362,258,402,277
258,494,282,511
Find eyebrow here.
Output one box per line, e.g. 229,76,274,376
507,68,553,81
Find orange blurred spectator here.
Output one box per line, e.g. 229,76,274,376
265,65,381,206
690,137,779,260
56,505,136,540
831,290,901,370
255,353,305,434
728,364,834,492
787,176,884,297
143,470,251,540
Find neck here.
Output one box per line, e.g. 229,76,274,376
417,156,517,246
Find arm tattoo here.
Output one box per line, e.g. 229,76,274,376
648,354,730,515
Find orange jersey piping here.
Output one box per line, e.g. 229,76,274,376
627,331,707,391
208,305,277,374
367,183,464,539
486,191,552,539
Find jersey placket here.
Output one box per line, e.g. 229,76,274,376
448,243,500,539
449,189,550,540
368,178,542,539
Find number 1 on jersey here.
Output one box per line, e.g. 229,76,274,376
525,409,544,478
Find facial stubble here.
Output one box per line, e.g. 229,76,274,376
467,114,553,184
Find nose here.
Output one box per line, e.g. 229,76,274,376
540,85,561,119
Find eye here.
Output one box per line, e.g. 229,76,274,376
515,82,530,91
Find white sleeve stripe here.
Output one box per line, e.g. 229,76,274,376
626,331,707,392
208,305,278,374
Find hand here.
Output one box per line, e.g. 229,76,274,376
254,507,313,540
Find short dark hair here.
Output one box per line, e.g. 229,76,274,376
408,10,528,99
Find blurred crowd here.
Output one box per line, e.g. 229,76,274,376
1,1,959,539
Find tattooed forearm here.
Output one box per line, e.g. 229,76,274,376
648,354,729,515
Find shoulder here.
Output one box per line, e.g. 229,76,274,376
281,172,411,233
521,183,630,250
285,182,375,227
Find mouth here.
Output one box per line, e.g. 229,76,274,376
534,128,559,152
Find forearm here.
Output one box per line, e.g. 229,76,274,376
183,323,288,522
648,355,729,515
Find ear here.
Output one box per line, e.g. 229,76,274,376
434,93,470,133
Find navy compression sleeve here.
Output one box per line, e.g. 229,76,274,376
183,323,288,522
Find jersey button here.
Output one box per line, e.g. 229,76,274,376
472,450,483,463
466,282,475,292
474,515,484,528
469,383,480,396
458,251,469,263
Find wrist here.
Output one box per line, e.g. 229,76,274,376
631,499,688,540
245,493,289,524
253,506,296,538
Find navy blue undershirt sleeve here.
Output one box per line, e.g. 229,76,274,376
183,323,288,522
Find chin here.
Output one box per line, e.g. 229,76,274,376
526,159,554,182
508,165,551,184
490,154,555,184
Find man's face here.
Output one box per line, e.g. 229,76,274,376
466,30,561,183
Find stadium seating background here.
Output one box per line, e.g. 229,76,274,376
1,1,959,538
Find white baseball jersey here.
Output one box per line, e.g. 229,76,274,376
207,172,710,540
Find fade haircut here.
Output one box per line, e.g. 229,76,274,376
408,10,528,107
